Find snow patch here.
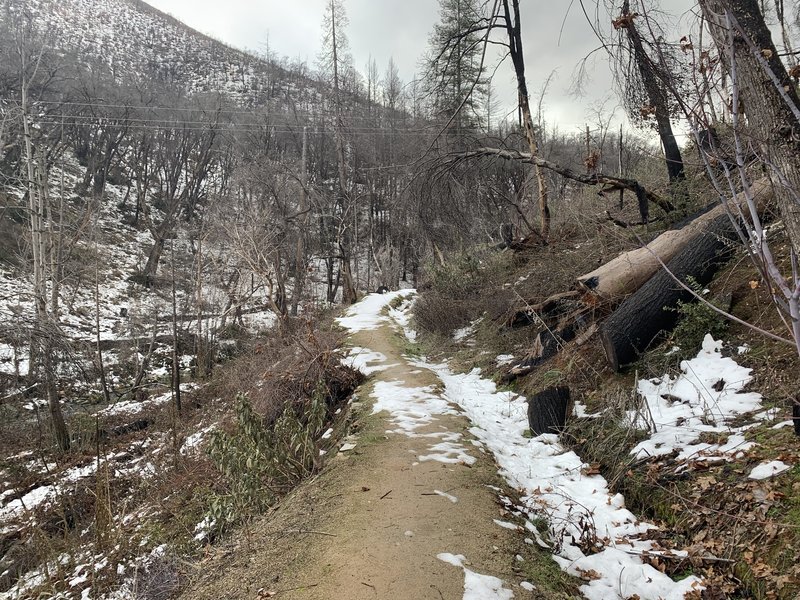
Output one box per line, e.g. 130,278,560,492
437,553,514,600
634,335,765,463
749,460,791,480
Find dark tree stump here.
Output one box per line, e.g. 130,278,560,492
528,386,570,435
600,212,737,371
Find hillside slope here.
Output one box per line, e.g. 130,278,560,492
2,0,321,107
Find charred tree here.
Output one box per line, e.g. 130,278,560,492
501,0,551,239
615,1,685,187
698,0,800,257
579,179,771,302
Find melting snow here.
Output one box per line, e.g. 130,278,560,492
341,347,397,374
437,553,514,600
335,290,414,332
453,317,483,343
339,290,710,600
434,489,459,503
748,460,791,480
634,335,765,463
495,354,515,367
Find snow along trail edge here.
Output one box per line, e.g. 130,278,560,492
337,290,703,600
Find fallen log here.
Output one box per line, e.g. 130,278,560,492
600,210,740,370
527,386,570,435
578,178,771,303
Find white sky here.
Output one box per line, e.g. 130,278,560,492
143,0,696,132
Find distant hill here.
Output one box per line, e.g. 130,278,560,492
3,0,323,108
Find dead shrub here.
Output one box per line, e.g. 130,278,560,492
415,252,516,338
201,317,363,530
132,550,183,600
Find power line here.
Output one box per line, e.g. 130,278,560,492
9,98,418,124
25,119,441,137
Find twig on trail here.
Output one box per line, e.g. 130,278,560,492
361,581,376,589
285,529,337,537
379,489,392,500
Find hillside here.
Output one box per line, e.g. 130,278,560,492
4,0,318,107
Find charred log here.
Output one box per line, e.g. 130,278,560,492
600,212,739,371
527,386,570,435
579,178,771,302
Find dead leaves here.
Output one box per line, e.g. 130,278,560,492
574,566,602,581
639,105,657,119
612,13,638,30
582,462,602,476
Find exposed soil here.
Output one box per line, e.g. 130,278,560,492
179,322,542,599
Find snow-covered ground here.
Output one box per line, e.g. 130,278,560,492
336,290,790,600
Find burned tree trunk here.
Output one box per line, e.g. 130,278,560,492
600,211,739,370
527,386,570,435
618,1,685,185
501,0,551,239
699,0,800,257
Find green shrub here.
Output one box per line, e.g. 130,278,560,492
206,389,327,530
669,279,727,359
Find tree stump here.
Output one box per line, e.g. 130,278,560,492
527,386,570,435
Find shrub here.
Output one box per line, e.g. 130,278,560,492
669,278,727,359
415,252,513,338
206,389,327,529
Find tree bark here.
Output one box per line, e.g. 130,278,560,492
600,211,740,370
698,0,800,256
501,0,551,239
21,68,70,452
621,1,685,185
291,127,309,317
329,1,358,305
527,386,570,435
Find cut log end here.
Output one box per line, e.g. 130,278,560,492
527,386,570,435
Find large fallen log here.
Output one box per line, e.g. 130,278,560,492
599,210,740,370
578,178,771,303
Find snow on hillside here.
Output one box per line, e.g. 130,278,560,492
4,0,322,107
0,151,279,402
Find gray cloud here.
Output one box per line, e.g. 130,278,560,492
143,0,695,130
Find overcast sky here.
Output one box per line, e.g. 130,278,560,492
142,0,696,132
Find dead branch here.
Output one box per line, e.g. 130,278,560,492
448,146,675,214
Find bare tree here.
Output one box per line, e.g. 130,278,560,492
319,0,357,304
612,1,686,186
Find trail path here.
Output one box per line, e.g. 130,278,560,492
182,291,708,600
181,292,531,599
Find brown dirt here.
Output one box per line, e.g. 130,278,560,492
179,322,537,600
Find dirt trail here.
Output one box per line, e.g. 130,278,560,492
181,320,531,600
